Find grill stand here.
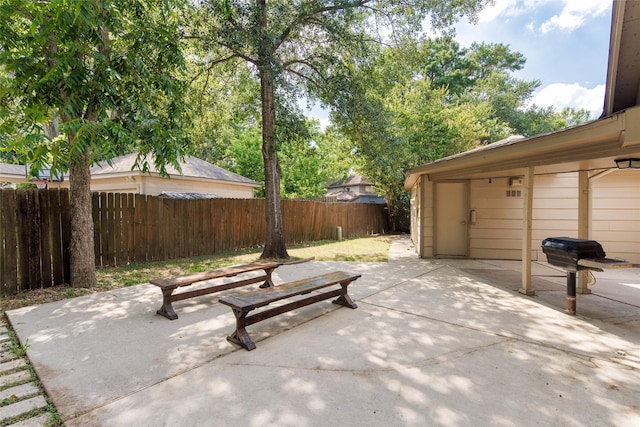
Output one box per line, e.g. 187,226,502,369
566,271,576,315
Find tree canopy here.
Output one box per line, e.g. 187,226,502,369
185,0,493,257
0,0,190,286
328,37,592,230
0,0,595,276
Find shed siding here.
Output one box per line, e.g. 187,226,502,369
531,174,579,262
591,170,640,263
468,174,581,260
469,178,524,260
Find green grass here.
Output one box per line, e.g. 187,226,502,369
96,235,392,289
0,235,394,316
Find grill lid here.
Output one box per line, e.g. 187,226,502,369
541,237,606,260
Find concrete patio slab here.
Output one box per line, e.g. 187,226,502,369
7,238,640,426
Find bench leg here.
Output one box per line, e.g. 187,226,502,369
157,288,179,320
227,308,257,351
332,281,358,309
259,267,276,288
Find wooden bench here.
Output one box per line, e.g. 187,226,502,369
219,271,361,350
150,261,280,320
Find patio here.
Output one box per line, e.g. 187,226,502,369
7,237,640,426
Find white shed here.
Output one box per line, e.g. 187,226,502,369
404,0,640,294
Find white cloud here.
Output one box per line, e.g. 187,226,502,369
477,0,519,23
532,83,605,118
475,0,610,34
539,0,611,33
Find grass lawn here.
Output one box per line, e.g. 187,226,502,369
0,235,394,316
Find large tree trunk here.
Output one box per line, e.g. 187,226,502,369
259,68,289,260
255,0,288,259
68,144,97,287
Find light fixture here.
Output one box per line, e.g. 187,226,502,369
614,158,640,169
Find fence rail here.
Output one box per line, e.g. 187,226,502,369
1,189,387,296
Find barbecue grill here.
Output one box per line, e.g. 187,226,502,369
541,237,632,314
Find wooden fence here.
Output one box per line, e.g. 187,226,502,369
0,189,387,296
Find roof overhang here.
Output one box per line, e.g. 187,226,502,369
603,0,640,116
404,105,640,188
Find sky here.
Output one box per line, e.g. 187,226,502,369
307,0,614,127
453,0,613,119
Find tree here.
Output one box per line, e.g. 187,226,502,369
189,0,491,258
328,37,588,230
0,0,189,287
220,119,353,199
185,55,261,165
326,38,499,230
462,71,592,140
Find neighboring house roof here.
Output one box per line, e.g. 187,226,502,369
354,194,386,204
159,192,219,199
329,190,359,202
327,174,373,189
91,154,260,187
328,190,386,204
0,163,25,178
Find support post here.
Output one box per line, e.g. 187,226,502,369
566,271,577,315
577,171,592,294
519,167,535,296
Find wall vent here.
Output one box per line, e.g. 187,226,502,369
506,190,522,198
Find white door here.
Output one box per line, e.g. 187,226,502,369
435,182,468,257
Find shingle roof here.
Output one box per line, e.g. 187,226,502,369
327,174,373,189
159,192,219,199
90,154,260,187
0,163,26,177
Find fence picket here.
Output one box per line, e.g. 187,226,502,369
39,190,53,288
50,190,66,285
0,190,18,296
0,189,387,295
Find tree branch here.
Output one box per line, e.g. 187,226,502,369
283,66,322,90
190,54,240,83
274,0,371,52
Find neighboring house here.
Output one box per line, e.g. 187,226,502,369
326,174,385,204
1,163,64,188
1,154,260,198
404,0,640,294
0,163,27,187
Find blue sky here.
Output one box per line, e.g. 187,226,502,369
306,0,614,127
453,0,613,119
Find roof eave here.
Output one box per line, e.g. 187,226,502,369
602,0,625,117
404,106,640,189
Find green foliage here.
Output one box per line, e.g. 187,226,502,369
328,37,591,230
9,338,30,358
218,119,352,200
0,0,191,176
184,56,260,164
222,125,266,196
186,0,494,246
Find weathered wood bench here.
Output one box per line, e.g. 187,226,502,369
150,261,280,320
219,271,361,350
